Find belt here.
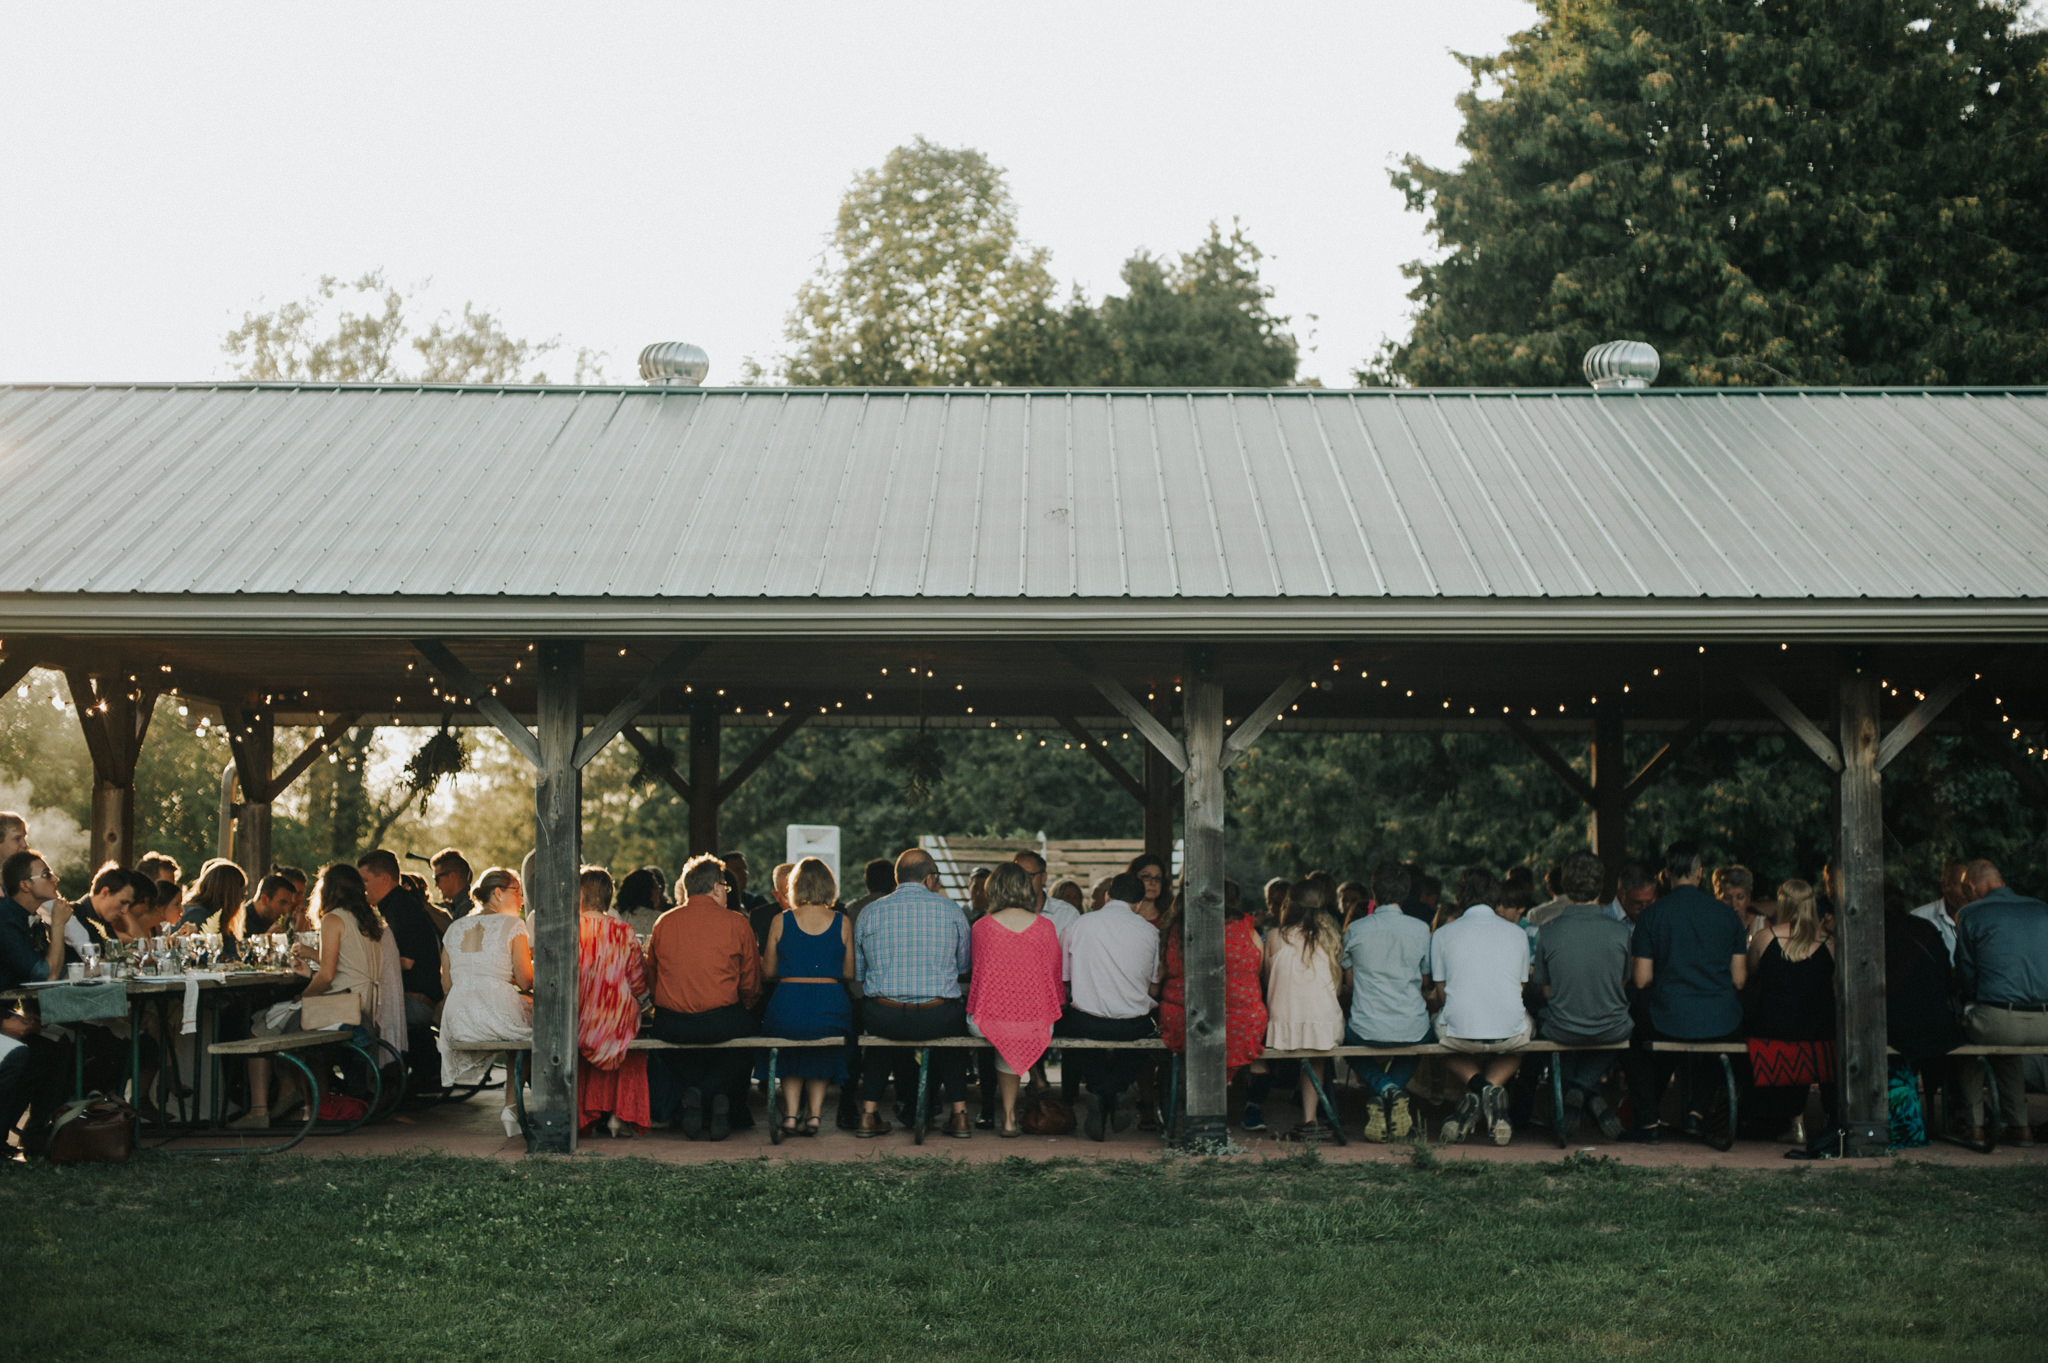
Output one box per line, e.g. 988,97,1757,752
777,977,841,985
869,995,950,1010
1983,1000,2048,1012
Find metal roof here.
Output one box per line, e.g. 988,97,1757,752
3,383,2047,634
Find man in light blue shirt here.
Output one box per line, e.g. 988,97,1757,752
1339,862,1433,1142
853,848,973,1140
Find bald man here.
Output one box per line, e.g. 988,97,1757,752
1953,859,2048,1150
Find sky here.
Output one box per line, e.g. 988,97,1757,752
0,1,1537,389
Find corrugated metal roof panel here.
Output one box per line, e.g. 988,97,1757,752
3,383,2047,605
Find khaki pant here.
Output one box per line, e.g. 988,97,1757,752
1961,1003,2048,1131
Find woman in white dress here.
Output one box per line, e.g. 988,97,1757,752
438,866,533,1137
1262,881,1345,1140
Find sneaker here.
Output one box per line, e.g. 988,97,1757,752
1556,1089,1585,1148
708,1094,732,1142
1241,1102,1267,1132
1481,1084,1513,1146
1362,1095,1390,1143
1387,1094,1414,1141
1587,1094,1624,1141
1440,1092,1480,1144
1084,1093,1107,1142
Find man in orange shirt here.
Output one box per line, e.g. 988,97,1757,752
646,854,762,1141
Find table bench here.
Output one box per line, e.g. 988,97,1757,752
450,1036,846,1145
191,1027,404,1154
857,1034,1170,1145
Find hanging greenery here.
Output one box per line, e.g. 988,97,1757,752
402,720,470,815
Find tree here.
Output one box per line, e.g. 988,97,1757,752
1371,1,2048,387
777,139,1060,385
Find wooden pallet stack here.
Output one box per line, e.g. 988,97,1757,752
922,835,1181,902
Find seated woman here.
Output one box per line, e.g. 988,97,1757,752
1161,878,1268,1095
760,858,852,1137
576,867,650,1138
239,863,404,1129
179,860,248,959
438,867,534,1139
614,867,668,941
1261,881,1345,1140
965,861,1063,1137
1743,878,1837,1142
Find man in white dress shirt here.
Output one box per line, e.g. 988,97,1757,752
1056,870,1159,1140
1911,857,1969,962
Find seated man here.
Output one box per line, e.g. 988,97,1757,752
1,849,75,1155
853,849,972,1139
67,862,139,953
1953,858,2048,1150
431,848,476,924
1623,841,1748,1148
1427,867,1533,1145
1533,851,1633,1141
645,854,763,1141
360,849,446,1037
1339,861,1432,1141
241,872,303,942
1056,870,1160,1140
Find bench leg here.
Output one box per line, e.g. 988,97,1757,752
768,1048,783,1146
513,1050,531,1143
1305,1062,1348,1146
166,1051,323,1157
1163,1055,1180,1147
1720,1054,1738,1141
914,1048,929,1146
1981,1055,1999,1131
1551,1058,1567,1149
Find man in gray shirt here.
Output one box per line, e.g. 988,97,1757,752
1953,858,2048,1149
1532,851,1634,1143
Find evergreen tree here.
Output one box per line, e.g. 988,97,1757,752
1371,0,2048,387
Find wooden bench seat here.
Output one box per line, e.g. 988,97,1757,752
447,1036,846,1054
208,1031,346,1057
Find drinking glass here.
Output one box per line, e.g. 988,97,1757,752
79,942,100,979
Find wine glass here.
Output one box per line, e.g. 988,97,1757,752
79,941,100,979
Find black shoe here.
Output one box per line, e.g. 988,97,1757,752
1587,1094,1624,1141
975,1110,996,1130
1704,1121,1734,1153
1620,1125,1662,1145
835,1105,861,1131
1556,1089,1585,1148
1084,1093,1107,1142
1109,1090,1136,1134
708,1094,732,1142
679,1088,705,1141
1439,1092,1481,1144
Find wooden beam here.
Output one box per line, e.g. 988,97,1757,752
1221,666,1313,769
1590,711,1628,866
1742,672,1842,773
1500,714,1595,806
716,711,809,802
1876,671,1974,772
64,669,119,779
528,640,583,1155
0,651,37,698
1625,716,1706,803
1179,647,1229,1146
1053,715,1146,803
413,639,541,767
621,725,693,802
269,712,364,797
1834,661,1889,1157
572,640,706,771
689,700,720,855
1057,645,1187,773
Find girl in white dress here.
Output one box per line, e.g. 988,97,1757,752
438,867,533,1137
1262,881,1345,1139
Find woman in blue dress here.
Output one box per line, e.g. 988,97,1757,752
760,857,853,1137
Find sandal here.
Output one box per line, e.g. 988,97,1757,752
802,1114,822,1137
999,1120,1022,1139
779,1113,802,1137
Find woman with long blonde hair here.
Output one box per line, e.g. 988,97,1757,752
1261,881,1345,1140
1745,878,1837,1141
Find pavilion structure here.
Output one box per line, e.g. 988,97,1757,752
3,380,2046,1154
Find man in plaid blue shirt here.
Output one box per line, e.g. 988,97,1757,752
853,848,972,1139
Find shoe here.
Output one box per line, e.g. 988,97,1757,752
946,1111,973,1140
500,1107,522,1139
1587,1094,1623,1141
1480,1084,1512,1146
1960,1126,1995,1154
779,1113,802,1138
835,1104,861,1131
801,1114,821,1138
1440,1092,1480,1144
727,1103,755,1132
229,1110,270,1132
998,1120,1021,1139
975,1110,995,1131
679,1089,705,1140
2003,1126,2037,1149
1084,1093,1107,1142
1279,1120,1331,1143
708,1094,732,1142
1620,1125,1662,1145
1704,1121,1734,1153
1137,1101,1161,1133
1240,1102,1267,1132
1362,1095,1389,1143
1110,1091,1136,1134
1681,1112,1704,1139
1387,1094,1414,1141
1556,1089,1584,1148
855,1111,891,1139
609,1114,637,1140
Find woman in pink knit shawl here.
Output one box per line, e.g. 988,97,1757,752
967,862,1065,1137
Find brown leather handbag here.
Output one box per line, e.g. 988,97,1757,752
47,1093,138,1165
1020,1090,1076,1136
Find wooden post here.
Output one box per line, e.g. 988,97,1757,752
1590,710,1627,867
1835,658,1889,1156
1143,696,1175,868
529,640,583,1154
67,669,157,871
1180,649,1229,1144
689,698,720,856
230,709,276,879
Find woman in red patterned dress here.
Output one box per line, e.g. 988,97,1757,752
1160,879,1269,1077
577,868,650,1137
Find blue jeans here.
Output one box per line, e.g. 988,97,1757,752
1343,1022,1429,1098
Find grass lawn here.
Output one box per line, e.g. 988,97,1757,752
4,1150,2045,1361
